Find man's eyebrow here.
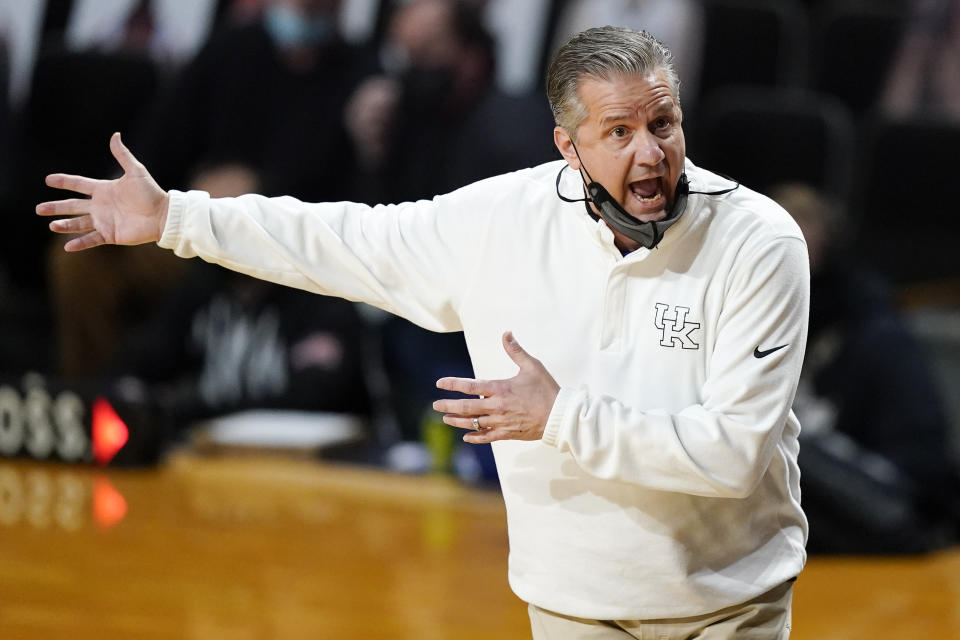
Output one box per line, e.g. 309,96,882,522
648,99,676,116
597,101,676,128
598,113,634,128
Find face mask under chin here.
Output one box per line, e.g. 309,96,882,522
586,176,689,249
555,142,688,250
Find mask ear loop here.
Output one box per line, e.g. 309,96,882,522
570,141,597,184
687,178,740,196
555,139,598,203
556,166,589,203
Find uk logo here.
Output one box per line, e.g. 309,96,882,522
654,303,701,350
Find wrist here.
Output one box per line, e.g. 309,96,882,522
541,386,572,447
156,191,170,241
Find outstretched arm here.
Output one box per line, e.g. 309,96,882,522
36,132,169,251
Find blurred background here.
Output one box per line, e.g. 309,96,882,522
0,0,959,637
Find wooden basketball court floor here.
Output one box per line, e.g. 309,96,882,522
2,453,958,639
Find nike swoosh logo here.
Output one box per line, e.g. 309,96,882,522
754,344,788,358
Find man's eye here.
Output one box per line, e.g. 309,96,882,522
653,118,670,131
612,126,628,137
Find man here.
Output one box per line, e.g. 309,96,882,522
38,27,808,639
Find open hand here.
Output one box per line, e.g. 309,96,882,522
36,132,169,251
433,332,560,444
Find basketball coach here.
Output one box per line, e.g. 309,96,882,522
39,27,809,639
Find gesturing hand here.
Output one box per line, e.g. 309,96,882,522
433,332,560,444
36,132,170,252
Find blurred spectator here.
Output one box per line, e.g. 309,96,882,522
136,0,376,201
5,1,177,294
64,0,219,70
883,0,960,118
0,0,219,114
41,0,378,380
107,164,370,428
5,0,222,374
343,0,553,480
550,0,704,109
772,183,960,553
343,0,555,203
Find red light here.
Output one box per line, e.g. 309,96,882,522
93,477,127,529
91,397,129,465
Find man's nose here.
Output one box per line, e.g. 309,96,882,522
632,130,665,166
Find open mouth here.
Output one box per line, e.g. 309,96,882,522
630,177,663,205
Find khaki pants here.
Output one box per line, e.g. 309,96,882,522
528,580,793,640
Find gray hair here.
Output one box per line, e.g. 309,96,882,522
546,26,680,140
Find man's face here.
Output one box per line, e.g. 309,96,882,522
555,71,686,224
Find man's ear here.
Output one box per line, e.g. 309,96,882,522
553,126,580,170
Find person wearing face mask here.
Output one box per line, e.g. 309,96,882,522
41,27,808,638
344,0,555,204
135,0,377,203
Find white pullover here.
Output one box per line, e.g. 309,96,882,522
159,158,809,619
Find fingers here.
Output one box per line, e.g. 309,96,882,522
63,231,106,252
432,397,492,417
439,413,505,444
42,133,141,197
440,413,490,431
435,376,497,396
109,131,142,175
44,173,101,196
502,331,534,367
463,429,500,445
49,215,94,235
36,198,91,217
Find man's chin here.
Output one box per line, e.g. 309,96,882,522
625,206,669,223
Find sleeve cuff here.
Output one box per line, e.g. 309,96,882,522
157,189,209,253
541,386,577,448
